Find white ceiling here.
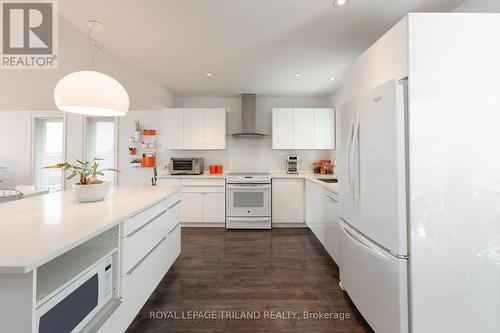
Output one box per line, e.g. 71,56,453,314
59,0,465,97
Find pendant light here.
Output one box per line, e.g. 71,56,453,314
53,21,129,116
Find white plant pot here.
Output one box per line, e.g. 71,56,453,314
134,130,142,142
73,181,110,203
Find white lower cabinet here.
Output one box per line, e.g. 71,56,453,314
203,192,226,223
98,193,181,333
305,180,325,244
323,190,340,265
180,192,203,223
272,178,304,226
159,178,226,226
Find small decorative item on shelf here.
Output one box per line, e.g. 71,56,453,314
143,129,156,136
129,158,141,168
133,118,142,142
141,152,156,167
44,157,120,203
129,147,137,155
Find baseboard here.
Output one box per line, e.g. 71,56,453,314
272,223,308,228
181,222,225,228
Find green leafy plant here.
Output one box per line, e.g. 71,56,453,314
45,157,120,185
133,118,142,132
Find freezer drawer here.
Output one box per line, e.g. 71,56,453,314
339,221,408,333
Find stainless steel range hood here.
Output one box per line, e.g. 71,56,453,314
232,94,267,138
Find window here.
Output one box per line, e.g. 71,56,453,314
85,117,117,184
33,117,65,192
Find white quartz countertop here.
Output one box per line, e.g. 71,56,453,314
0,186,180,274
158,171,338,193
158,173,228,179
270,172,338,194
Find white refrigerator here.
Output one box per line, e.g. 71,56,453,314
337,79,409,333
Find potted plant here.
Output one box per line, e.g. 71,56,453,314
45,157,120,203
133,118,142,142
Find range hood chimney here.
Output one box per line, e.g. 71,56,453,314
232,94,267,138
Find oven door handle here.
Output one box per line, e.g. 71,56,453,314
227,184,271,189
228,217,271,222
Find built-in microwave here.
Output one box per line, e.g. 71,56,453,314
170,157,204,175
36,255,113,333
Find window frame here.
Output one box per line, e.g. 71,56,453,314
30,113,67,191
83,116,119,185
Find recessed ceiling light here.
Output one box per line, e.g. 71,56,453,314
293,73,302,77
206,72,214,77
335,0,347,6
330,77,336,81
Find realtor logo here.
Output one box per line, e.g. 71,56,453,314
1,0,58,69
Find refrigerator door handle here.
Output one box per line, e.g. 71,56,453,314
346,117,354,201
352,113,360,207
339,221,390,262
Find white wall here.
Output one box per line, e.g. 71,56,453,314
342,16,408,102
0,16,173,111
454,0,500,12
327,89,344,109
168,96,335,173
0,15,173,188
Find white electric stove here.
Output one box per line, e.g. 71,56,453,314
226,172,272,229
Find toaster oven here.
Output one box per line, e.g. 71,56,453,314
170,158,204,175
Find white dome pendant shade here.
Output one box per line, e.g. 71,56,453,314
54,71,130,116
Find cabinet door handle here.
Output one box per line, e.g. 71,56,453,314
126,236,167,276
126,210,167,237
168,200,181,210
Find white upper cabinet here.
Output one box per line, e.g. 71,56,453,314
272,108,334,149
203,109,226,149
164,109,184,149
314,108,335,149
293,109,314,149
183,109,205,149
164,108,226,150
272,108,294,149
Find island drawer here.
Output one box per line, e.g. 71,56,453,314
121,235,171,327
122,193,181,236
122,194,181,274
165,220,181,269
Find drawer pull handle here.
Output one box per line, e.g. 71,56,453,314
126,236,167,276
168,200,181,210
127,210,167,237
168,221,182,235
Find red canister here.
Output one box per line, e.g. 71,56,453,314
210,165,216,174
216,165,223,174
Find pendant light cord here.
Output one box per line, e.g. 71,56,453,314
87,25,104,65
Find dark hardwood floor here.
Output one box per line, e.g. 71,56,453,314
127,228,372,333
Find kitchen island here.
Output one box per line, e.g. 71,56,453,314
0,186,181,333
